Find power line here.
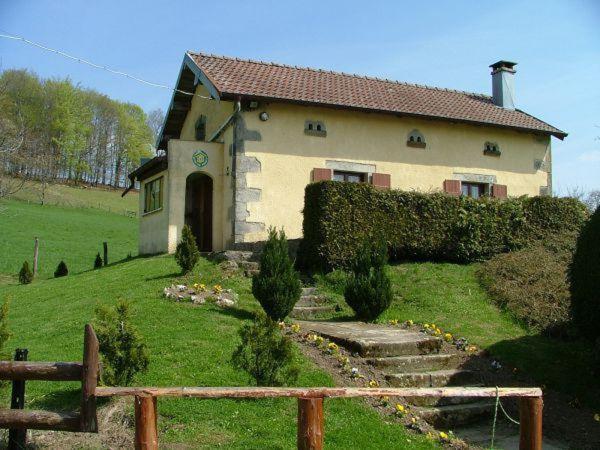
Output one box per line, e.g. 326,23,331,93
0,31,213,100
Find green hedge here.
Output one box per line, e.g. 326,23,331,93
297,181,587,272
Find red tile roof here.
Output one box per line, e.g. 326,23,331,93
188,52,566,139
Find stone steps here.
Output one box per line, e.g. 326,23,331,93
291,288,335,319
386,369,480,388
367,353,461,373
411,402,493,428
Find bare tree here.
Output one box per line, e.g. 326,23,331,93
146,108,164,150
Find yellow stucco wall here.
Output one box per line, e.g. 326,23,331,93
139,170,169,255
165,140,226,252
241,102,551,241
180,84,233,141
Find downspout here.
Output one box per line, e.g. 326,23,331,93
231,97,242,246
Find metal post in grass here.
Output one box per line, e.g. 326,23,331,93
103,242,108,266
8,348,28,450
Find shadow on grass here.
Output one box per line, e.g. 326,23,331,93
29,386,80,412
211,305,256,322
144,272,181,281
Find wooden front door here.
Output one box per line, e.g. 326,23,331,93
185,173,213,252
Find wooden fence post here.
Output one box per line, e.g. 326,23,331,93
33,238,39,277
103,242,108,266
297,397,323,450
8,348,28,450
135,395,158,450
80,324,99,432
519,396,543,450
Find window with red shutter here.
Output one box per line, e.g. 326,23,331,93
371,173,391,189
492,184,507,198
443,179,461,196
312,168,332,182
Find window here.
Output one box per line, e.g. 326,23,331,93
305,120,327,137
144,177,163,213
483,141,501,156
461,182,488,199
333,170,365,183
407,129,426,148
195,115,207,141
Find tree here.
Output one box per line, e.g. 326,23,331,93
18,261,33,284
570,207,600,341
54,261,68,278
94,300,149,386
175,225,200,273
252,228,301,320
344,238,393,322
146,108,165,149
94,252,103,269
232,314,299,386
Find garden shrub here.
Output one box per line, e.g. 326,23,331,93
344,238,393,322
54,261,68,278
570,207,600,342
232,314,299,386
298,181,588,272
94,300,149,386
175,224,200,274
94,252,103,269
478,231,577,336
18,261,33,284
252,228,302,320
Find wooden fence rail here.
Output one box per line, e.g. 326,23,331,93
96,385,543,450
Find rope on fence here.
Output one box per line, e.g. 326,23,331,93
491,385,521,449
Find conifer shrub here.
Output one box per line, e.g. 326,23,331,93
232,314,299,386
570,207,600,342
252,228,302,320
175,225,200,274
94,253,103,269
18,261,33,284
54,261,68,278
344,238,393,322
94,300,149,386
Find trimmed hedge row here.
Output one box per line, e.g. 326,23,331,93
297,181,588,272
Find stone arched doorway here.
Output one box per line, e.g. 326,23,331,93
185,172,213,252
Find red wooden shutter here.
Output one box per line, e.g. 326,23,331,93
312,168,332,182
492,184,507,198
443,179,461,196
371,173,391,189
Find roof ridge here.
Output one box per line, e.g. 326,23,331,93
187,51,491,99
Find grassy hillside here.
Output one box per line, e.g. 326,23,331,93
9,178,138,215
0,200,138,280
0,256,436,449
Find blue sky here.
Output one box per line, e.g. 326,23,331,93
1,0,599,191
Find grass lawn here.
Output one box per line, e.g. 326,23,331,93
0,199,138,280
0,255,437,449
317,262,599,410
9,178,138,215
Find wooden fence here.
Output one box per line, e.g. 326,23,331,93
0,325,543,450
95,386,543,450
0,325,99,434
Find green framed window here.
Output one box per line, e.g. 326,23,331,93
144,177,163,213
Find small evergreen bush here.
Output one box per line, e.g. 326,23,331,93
252,228,302,320
232,314,299,386
18,261,33,284
94,300,149,386
344,238,393,322
54,261,68,278
175,225,200,274
94,253,103,269
570,207,600,342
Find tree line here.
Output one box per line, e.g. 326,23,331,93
0,68,164,200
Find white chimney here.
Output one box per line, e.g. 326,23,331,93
490,60,517,109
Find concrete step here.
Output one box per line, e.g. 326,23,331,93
367,353,461,373
302,287,317,296
385,369,480,388
296,295,328,307
291,305,336,319
412,402,493,428
299,321,442,357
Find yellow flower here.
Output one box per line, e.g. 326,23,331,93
406,320,414,326
439,431,449,440
434,328,442,336
315,336,324,345
388,319,399,326
380,395,389,405
444,333,453,342
213,284,222,294
277,321,286,330
395,404,406,414
431,323,436,329
594,413,600,422
368,379,379,388
291,324,301,333
411,417,416,424
423,323,430,329
467,345,478,352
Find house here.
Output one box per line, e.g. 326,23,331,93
125,52,566,255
